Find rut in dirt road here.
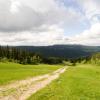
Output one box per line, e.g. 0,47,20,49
0,67,68,100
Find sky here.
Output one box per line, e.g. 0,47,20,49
0,0,100,46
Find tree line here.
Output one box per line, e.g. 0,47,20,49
69,52,100,65
0,46,63,64
1,46,99,65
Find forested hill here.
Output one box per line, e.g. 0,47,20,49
16,45,100,59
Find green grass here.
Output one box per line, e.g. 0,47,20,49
28,64,100,100
0,62,61,85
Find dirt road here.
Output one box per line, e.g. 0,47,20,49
0,67,67,100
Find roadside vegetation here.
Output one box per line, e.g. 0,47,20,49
0,63,61,85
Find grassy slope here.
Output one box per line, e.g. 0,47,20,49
28,64,100,100
0,63,61,85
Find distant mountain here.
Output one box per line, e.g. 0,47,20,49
16,45,100,59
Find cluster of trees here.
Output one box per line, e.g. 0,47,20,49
90,52,100,65
0,46,41,64
69,52,100,65
42,57,63,64
0,46,63,65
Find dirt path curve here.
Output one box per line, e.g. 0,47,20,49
0,66,68,100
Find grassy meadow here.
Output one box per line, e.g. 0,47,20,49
0,62,61,85
28,64,100,100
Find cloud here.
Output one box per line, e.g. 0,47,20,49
0,0,82,33
77,0,100,24
0,0,45,32
69,23,100,46
0,25,65,46
4,22,100,46
0,0,100,46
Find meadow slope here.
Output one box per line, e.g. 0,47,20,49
0,63,61,85
28,64,100,100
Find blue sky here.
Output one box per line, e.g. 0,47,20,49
0,0,100,46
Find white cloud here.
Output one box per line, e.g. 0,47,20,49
10,0,21,13
0,0,82,32
0,0,84,46
0,25,65,46
0,0,100,46
2,22,95,46
69,23,100,46
77,0,100,24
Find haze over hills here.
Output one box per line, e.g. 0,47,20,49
16,45,100,59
